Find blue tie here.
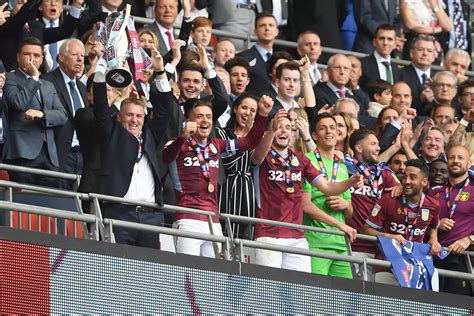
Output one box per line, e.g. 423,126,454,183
68,81,82,113
49,21,58,69
421,73,428,86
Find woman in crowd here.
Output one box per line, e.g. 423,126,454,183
289,108,316,154
216,93,260,239
374,106,400,139
334,112,355,156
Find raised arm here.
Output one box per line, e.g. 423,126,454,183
312,173,363,197
234,95,273,153
251,109,286,165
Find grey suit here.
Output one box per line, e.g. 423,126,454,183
146,22,177,57
3,69,67,168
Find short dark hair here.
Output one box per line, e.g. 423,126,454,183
349,128,376,153
405,159,429,178
312,113,337,133
224,56,250,76
387,150,406,164
18,37,44,54
178,63,205,80
367,79,392,101
458,77,474,96
430,103,455,118
374,24,397,38
267,51,294,78
184,98,213,119
255,11,276,27
275,61,300,80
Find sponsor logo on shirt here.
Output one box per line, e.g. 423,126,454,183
183,157,219,168
268,170,302,182
350,185,379,197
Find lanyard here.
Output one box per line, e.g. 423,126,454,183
402,194,425,242
353,158,382,196
314,148,339,182
445,179,470,219
188,136,211,179
270,149,294,192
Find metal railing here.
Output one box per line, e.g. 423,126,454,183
0,164,473,285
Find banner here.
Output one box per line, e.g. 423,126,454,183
377,236,440,291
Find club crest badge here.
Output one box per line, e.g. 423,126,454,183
460,192,470,202
421,209,430,221
372,204,381,217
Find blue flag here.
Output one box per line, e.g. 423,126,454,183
377,236,439,291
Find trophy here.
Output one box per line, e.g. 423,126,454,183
95,5,153,88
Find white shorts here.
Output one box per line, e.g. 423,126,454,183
255,237,311,273
352,251,375,282
173,219,223,258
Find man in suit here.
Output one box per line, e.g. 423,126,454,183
443,48,471,84
0,72,7,161
94,47,172,248
296,31,324,86
401,34,437,114
42,39,89,189
3,37,67,186
147,0,179,57
238,12,278,97
314,54,367,112
261,50,293,100
359,24,402,92
27,0,84,71
439,0,471,54
421,71,460,116
195,0,256,51
353,0,402,54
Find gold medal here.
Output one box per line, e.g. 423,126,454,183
287,187,295,193
209,144,217,154
208,183,215,193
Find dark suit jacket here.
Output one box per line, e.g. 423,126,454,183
353,0,401,54
238,45,271,98
359,53,402,91
94,79,172,206
0,0,42,72
42,68,89,172
401,64,437,114
26,14,79,45
314,81,368,112
145,19,192,60
74,104,116,194
3,70,67,166
438,0,471,54
76,0,105,38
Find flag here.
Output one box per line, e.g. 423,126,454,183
377,236,440,291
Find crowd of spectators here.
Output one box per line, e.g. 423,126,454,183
0,0,473,296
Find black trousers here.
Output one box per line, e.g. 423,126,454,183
6,143,59,188
435,254,473,296
101,203,163,249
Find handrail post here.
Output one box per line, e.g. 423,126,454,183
207,214,221,259
90,195,106,241
362,257,368,281
224,215,235,260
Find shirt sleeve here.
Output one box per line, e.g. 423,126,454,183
302,155,323,184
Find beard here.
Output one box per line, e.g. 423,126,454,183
362,150,378,165
448,168,467,178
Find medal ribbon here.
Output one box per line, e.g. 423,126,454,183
353,158,382,196
402,194,425,242
445,179,470,219
188,136,211,180
270,149,293,188
314,148,339,182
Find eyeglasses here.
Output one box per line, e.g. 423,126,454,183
432,83,457,89
462,92,474,98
